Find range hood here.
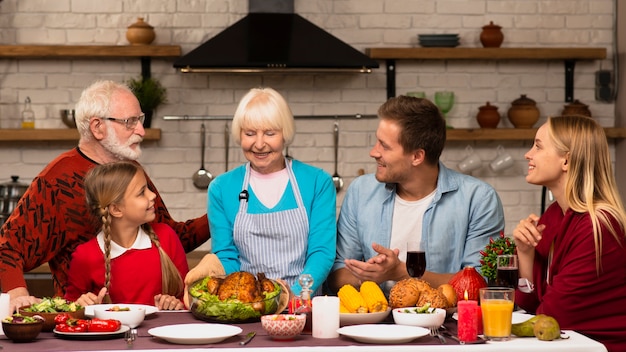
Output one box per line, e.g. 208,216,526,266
173,0,378,73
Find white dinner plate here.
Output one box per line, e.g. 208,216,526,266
54,325,129,340
340,308,391,326
452,311,535,324
85,304,158,317
148,323,242,344
337,324,429,344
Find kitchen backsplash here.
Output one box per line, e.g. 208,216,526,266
0,0,616,251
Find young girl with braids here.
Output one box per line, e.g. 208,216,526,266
64,161,189,310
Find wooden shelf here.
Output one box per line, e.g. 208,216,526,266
366,47,607,60
0,45,181,58
0,128,161,142
366,46,608,103
446,127,626,141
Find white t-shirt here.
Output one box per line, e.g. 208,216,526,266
249,167,289,209
384,190,436,291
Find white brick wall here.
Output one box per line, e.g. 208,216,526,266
0,0,616,251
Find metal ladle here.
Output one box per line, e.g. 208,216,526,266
332,121,344,191
192,123,213,189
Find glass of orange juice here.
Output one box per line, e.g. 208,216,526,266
479,287,515,341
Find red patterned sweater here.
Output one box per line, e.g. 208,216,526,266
0,147,209,296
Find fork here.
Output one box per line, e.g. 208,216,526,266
430,326,446,344
125,328,137,348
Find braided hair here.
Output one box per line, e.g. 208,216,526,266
84,161,184,300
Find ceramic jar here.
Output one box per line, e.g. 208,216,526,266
561,99,592,117
126,17,155,45
476,102,500,128
507,94,540,128
480,21,504,48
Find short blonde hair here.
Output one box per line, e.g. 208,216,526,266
231,87,295,146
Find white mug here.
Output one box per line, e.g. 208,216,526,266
490,145,514,172
458,145,482,173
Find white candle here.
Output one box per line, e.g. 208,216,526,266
0,293,9,334
312,296,339,338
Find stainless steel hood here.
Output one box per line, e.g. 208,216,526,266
173,0,378,73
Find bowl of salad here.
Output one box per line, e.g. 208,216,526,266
189,272,283,323
2,313,45,342
19,297,84,331
392,304,446,328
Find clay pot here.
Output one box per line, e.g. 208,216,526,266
126,17,155,45
476,102,500,128
480,21,504,48
507,94,540,128
561,99,592,117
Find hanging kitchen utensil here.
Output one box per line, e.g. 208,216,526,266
332,121,344,192
224,123,230,172
192,123,213,189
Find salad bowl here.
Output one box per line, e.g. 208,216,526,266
188,274,283,323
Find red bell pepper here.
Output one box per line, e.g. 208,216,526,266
87,318,121,332
54,313,71,325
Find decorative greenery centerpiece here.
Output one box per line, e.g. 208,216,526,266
479,231,516,283
126,76,167,128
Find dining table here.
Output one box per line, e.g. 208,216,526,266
1,309,608,352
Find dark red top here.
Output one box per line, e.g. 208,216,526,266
516,202,626,351
0,147,208,296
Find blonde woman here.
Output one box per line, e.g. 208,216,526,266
65,161,189,310
514,115,626,351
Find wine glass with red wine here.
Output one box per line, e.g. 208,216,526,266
406,241,426,278
496,254,519,288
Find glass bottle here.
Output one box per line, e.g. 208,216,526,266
21,97,35,129
294,274,313,333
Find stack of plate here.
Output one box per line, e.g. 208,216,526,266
418,34,460,47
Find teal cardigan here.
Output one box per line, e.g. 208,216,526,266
207,159,337,295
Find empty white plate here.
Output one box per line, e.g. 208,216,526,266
148,323,242,344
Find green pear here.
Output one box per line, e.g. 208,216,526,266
511,315,539,337
533,315,561,341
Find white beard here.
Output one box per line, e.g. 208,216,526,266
101,123,143,160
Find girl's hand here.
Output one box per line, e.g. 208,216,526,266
513,214,546,253
76,287,108,307
154,294,185,310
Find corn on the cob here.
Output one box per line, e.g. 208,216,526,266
338,284,368,313
359,281,388,312
339,302,350,313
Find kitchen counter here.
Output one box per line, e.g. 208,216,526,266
24,251,210,298
27,251,209,275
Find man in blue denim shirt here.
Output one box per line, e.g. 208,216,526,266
328,96,504,294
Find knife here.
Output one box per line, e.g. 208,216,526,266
239,331,256,346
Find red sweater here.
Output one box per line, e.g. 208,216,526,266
516,202,626,351
64,223,189,304
0,148,208,296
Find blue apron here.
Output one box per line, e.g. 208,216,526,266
233,159,309,288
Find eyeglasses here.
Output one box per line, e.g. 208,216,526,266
102,113,145,130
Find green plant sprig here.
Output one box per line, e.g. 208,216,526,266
479,231,516,282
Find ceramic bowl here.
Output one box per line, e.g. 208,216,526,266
261,314,306,340
339,307,391,326
93,305,146,328
392,307,446,328
19,306,85,332
2,317,44,342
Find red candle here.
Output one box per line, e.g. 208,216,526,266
475,304,483,335
457,291,478,342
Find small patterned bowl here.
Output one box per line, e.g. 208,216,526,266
260,314,306,340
